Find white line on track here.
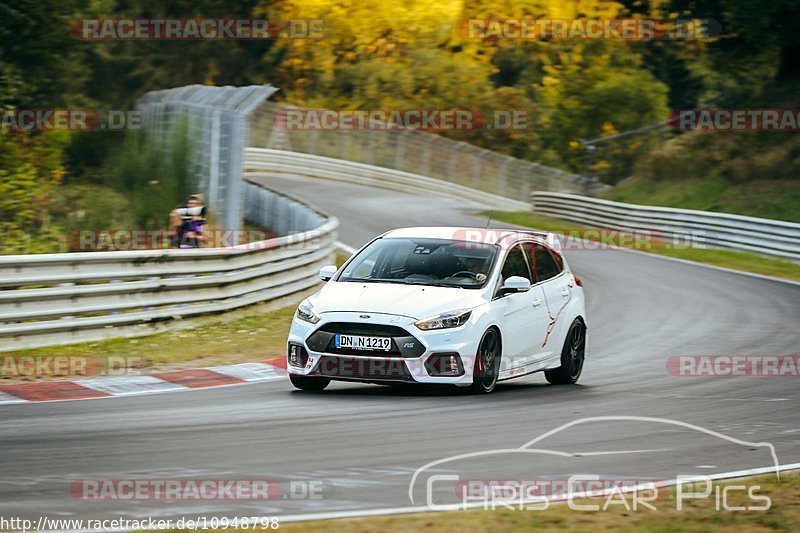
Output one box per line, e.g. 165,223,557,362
0,391,27,404
276,462,800,523
76,375,187,396
41,463,800,532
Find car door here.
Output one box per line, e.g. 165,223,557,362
493,243,551,375
525,242,570,358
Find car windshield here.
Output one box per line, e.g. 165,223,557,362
337,237,498,289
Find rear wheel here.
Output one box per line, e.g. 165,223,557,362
289,375,330,391
545,319,586,385
469,329,501,394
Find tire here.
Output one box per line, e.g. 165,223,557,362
289,375,330,391
545,319,586,385
469,329,501,394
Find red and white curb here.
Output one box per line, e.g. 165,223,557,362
0,357,287,404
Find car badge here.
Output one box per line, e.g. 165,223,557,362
359,314,371,319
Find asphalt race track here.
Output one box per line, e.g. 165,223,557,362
1,174,799,523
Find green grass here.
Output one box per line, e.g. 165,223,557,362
277,471,800,532
605,175,800,223
155,471,800,532
336,251,349,267
485,211,800,282
605,130,800,223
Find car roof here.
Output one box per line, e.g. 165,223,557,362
381,226,557,247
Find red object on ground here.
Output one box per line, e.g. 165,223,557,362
153,369,244,389
264,356,287,370
0,381,111,402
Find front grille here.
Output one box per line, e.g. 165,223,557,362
311,355,414,382
315,322,411,337
306,322,425,357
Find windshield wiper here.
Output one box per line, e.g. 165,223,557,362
343,278,464,288
403,279,463,288
343,278,406,284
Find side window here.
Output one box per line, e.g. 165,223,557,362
500,244,532,282
550,249,564,271
529,243,562,282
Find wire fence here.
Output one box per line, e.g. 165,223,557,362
137,86,614,230
248,102,610,201
136,85,278,231
581,120,679,184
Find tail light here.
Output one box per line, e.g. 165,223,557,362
573,275,583,287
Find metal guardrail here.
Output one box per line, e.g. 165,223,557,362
532,192,800,260
0,188,338,350
244,148,531,212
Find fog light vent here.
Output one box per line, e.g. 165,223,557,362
425,353,465,376
288,343,309,368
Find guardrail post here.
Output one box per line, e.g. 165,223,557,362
209,110,221,208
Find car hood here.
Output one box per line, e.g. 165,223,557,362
309,281,488,320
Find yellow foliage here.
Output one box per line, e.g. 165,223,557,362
601,121,618,136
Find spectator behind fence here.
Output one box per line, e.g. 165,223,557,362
171,194,207,248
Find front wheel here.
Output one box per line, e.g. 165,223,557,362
469,329,501,394
545,319,586,385
290,375,330,391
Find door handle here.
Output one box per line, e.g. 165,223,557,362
532,298,542,308
561,289,570,298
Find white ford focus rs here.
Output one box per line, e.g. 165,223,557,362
287,227,586,393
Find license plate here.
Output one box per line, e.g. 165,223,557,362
335,334,391,351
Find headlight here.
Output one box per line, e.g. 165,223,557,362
296,300,320,324
414,309,472,330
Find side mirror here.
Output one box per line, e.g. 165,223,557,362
319,265,338,281
500,276,531,296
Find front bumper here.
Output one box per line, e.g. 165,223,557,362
287,311,479,385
